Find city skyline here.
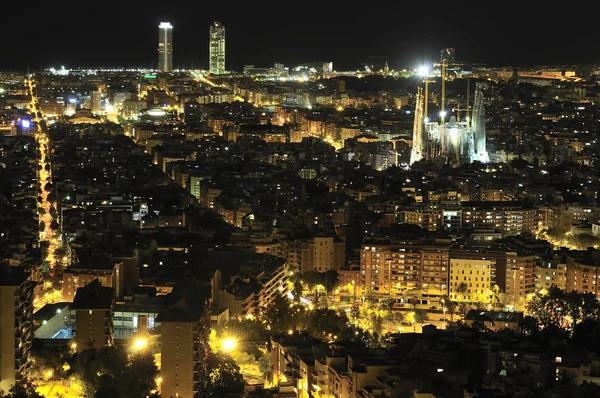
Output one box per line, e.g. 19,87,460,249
4,4,600,398
1,3,599,71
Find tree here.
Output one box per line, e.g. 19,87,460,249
73,346,157,398
414,309,427,324
524,287,599,334
407,290,421,310
520,315,539,335
257,354,273,385
0,381,44,398
441,295,457,322
118,352,158,398
305,308,348,340
570,234,600,250
44,182,53,192
202,352,244,397
49,207,58,219
456,283,468,301
491,285,505,311
263,295,302,335
292,279,303,303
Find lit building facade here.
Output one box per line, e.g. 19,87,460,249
461,202,538,235
0,267,34,392
505,253,538,310
209,22,226,75
158,22,173,73
361,240,450,305
566,255,600,299
535,255,567,292
449,257,495,303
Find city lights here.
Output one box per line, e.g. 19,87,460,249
2,14,600,398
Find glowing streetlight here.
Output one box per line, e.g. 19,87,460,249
71,342,77,351
133,338,148,351
417,65,430,77
221,338,237,353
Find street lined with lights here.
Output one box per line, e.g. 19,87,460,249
28,76,65,309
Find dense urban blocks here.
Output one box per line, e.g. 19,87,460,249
1,32,600,398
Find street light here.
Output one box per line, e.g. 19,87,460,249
221,338,237,353
133,338,148,351
156,376,163,394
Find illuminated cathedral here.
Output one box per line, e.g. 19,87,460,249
410,84,488,165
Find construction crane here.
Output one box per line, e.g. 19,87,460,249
433,59,488,124
433,59,466,124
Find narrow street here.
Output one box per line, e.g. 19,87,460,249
28,76,65,309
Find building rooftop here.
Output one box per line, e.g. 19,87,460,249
33,302,70,323
67,257,116,272
71,279,114,310
465,310,523,323
0,263,31,286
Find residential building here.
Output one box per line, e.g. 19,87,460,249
157,293,209,398
462,201,538,235
504,234,552,310
0,265,34,392
566,252,600,298
212,257,291,319
449,247,507,303
71,279,114,352
536,254,567,293
62,258,123,301
361,239,450,305
298,235,345,273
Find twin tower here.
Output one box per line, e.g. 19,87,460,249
158,21,226,74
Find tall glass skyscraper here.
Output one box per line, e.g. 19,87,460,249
158,22,173,72
209,22,226,75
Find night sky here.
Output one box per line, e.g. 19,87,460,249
2,2,598,71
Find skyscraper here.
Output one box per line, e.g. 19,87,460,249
158,22,173,73
209,22,226,75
